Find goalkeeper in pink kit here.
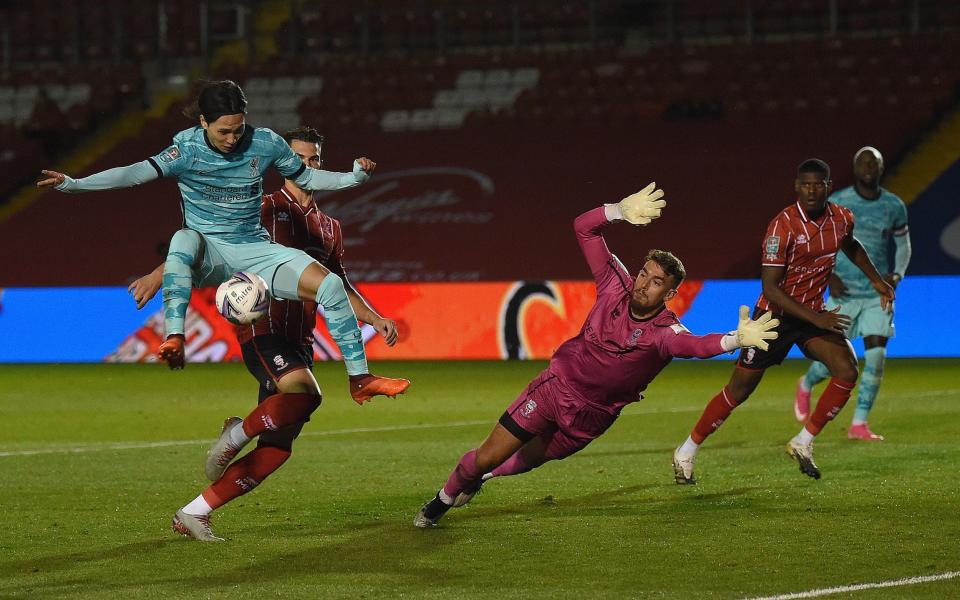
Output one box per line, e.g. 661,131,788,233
414,184,780,528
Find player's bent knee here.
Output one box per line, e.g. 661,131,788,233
829,364,858,382
474,447,507,473
297,262,334,302
258,424,303,453
277,380,322,400
276,369,323,399
727,381,757,404
168,228,204,264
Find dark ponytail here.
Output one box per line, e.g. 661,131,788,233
182,80,247,123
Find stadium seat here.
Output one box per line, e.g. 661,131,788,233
455,70,485,89
381,109,411,131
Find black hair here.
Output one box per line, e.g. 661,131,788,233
797,158,830,181
645,249,686,287
182,80,247,123
282,126,325,146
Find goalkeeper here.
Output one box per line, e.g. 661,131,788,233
414,183,779,528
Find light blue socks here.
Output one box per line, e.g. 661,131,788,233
853,347,886,424
803,360,831,391
163,229,201,337
316,274,368,376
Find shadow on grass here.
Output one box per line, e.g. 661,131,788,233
580,439,754,460
0,484,763,596
0,518,459,596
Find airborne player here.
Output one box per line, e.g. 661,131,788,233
128,126,406,541
414,183,780,528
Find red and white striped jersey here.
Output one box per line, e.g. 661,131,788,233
235,186,346,346
756,201,855,313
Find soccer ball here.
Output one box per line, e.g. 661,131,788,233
215,272,269,325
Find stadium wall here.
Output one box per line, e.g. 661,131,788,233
4,117,950,287
1,276,957,362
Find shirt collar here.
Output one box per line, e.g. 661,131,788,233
280,186,316,215
795,200,833,224
202,124,253,156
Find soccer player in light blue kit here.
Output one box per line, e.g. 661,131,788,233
794,146,910,441
38,80,410,405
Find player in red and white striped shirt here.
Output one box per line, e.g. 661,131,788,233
673,159,894,483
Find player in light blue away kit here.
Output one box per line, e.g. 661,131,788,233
794,146,910,440
38,80,410,404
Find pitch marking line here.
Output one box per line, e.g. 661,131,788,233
3,387,957,458
0,405,711,459
745,571,960,599
0,420,491,457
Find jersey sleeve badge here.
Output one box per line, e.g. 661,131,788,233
764,235,781,260
158,146,181,163
669,323,689,335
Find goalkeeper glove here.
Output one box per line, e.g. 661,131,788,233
735,305,780,350
618,182,666,225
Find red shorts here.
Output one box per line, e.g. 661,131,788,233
500,371,619,461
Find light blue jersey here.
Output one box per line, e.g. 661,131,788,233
56,124,366,232
149,126,306,242
830,186,908,298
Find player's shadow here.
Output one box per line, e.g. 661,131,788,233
0,521,456,596
0,485,762,596
459,483,760,523
0,540,176,597
581,439,755,460
0,540,171,579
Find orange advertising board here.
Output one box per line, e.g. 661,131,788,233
108,280,703,363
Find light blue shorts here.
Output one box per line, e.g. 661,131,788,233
825,295,895,339
192,234,316,301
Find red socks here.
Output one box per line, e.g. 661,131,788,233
203,446,291,509
691,386,738,444
806,378,855,435
242,393,321,437
689,377,854,446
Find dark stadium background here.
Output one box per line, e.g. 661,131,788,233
1,0,957,287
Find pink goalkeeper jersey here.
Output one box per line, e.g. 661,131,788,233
547,206,727,415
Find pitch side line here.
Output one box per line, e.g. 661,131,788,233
3,388,957,458
0,420,491,457
745,571,960,600
0,406,714,459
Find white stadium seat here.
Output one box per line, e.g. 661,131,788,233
408,108,437,130
455,69,484,89
271,77,297,93
512,67,540,89
484,69,512,88
244,78,270,94
435,108,467,129
381,109,410,131
296,76,323,94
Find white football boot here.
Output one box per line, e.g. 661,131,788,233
172,509,224,542
672,447,697,485
205,416,245,481
786,438,821,480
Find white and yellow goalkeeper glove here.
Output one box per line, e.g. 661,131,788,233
735,305,780,350
618,182,666,225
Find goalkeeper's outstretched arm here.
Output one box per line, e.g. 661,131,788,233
665,307,779,358
608,181,666,226
573,182,667,282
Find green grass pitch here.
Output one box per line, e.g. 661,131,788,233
1,359,957,599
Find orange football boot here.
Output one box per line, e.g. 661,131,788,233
158,334,186,370
349,374,411,405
